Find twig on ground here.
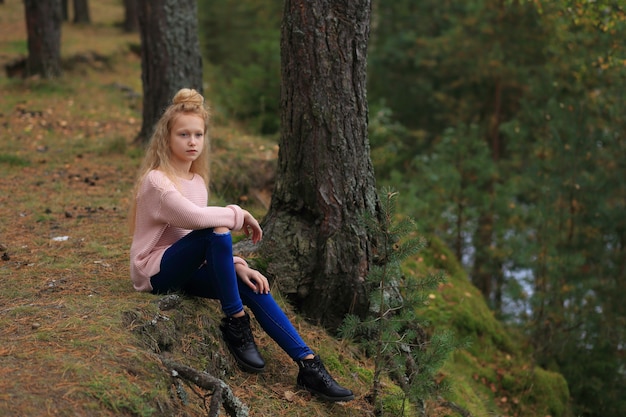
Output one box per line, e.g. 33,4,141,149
438,397,474,417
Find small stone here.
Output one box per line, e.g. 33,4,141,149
32,322,41,330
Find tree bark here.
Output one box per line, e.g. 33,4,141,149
122,0,139,33
23,0,62,79
73,0,90,24
136,0,203,144
259,0,379,330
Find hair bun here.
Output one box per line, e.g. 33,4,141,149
172,88,204,107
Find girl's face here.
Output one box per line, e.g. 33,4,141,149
169,113,205,172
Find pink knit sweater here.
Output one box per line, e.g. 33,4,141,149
130,170,247,292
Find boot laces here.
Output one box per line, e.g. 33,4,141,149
311,360,334,387
226,316,255,347
240,326,255,346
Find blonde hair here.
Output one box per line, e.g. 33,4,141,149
129,88,211,233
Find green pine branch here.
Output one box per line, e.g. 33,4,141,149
340,187,459,415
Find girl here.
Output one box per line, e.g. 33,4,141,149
129,88,354,402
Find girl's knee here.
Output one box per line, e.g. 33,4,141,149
211,227,233,252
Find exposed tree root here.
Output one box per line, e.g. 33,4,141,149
160,356,249,417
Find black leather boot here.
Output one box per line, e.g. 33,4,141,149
219,313,265,373
297,355,355,402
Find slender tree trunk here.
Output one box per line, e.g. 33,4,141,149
260,0,379,330
136,0,203,144
61,0,68,20
531,215,550,353
122,0,139,33
73,0,90,24
471,75,504,308
23,0,62,78
471,211,494,300
455,201,463,261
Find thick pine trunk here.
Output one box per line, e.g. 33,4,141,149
136,0,203,144
260,0,378,330
23,0,62,78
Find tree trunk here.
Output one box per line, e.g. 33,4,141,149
259,0,379,330
471,75,504,308
471,211,494,301
61,0,68,20
136,0,203,144
23,0,62,78
122,0,139,33
73,0,90,24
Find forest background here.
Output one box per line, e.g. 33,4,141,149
200,1,626,416
0,0,625,416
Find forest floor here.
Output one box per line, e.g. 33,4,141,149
0,2,572,417
0,1,377,416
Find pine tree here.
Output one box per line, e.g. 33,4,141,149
340,188,459,415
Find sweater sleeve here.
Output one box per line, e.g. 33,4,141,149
145,171,245,231
159,190,244,230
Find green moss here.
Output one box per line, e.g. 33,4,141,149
85,373,158,417
417,240,515,355
407,235,571,417
423,236,465,278
524,367,570,417
441,351,499,416
313,345,358,383
350,362,373,383
379,388,417,416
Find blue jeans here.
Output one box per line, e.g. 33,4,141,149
150,228,314,361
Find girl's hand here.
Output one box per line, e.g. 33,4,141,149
242,210,263,244
235,263,270,294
